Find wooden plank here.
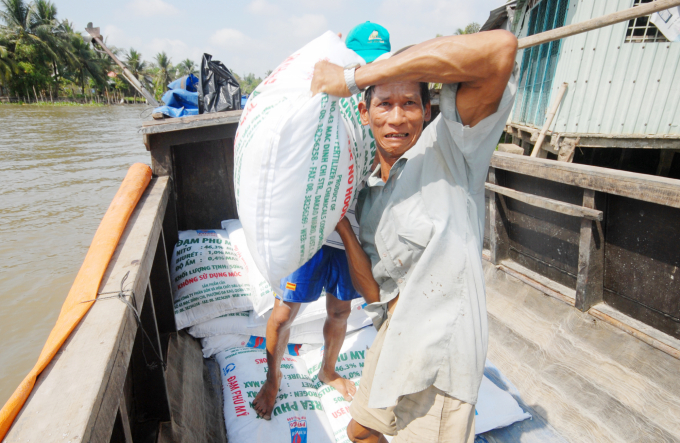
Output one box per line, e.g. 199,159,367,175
484,261,680,442
490,151,680,208
174,137,238,230
496,258,576,306
657,150,676,177
130,284,171,424
507,123,680,149
485,182,603,220
574,189,604,312
487,167,509,265
118,397,133,443
518,0,680,49
149,231,177,335
589,303,680,361
603,195,680,339
5,178,170,443
497,143,524,155
140,110,242,135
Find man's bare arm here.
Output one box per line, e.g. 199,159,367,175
336,218,380,304
311,30,517,127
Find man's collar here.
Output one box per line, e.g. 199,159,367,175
367,156,409,188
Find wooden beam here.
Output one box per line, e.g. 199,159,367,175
5,178,170,443
140,110,242,135
487,167,510,265
490,151,680,209
531,83,568,157
574,190,604,312
118,397,133,443
506,123,680,150
518,0,680,49
657,151,676,177
485,182,604,221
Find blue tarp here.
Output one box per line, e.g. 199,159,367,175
152,74,199,118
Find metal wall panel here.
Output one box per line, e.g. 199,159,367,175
510,0,680,136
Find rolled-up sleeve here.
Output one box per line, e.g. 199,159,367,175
436,75,518,195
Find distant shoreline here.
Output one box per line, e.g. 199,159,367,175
0,97,149,106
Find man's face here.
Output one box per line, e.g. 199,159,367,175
359,82,431,162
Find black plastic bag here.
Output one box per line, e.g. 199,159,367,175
198,53,242,113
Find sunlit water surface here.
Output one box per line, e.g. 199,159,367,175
0,104,150,405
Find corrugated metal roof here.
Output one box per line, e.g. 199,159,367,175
511,0,680,136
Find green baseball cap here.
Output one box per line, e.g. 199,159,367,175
346,21,391,63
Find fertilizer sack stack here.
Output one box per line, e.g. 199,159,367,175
171,229,253,330
234,31,376,292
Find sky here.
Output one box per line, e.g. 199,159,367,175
54,0,506,78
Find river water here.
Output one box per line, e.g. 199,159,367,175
0,104,150,406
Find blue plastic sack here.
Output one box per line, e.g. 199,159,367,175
168,74,199,92
153,77,200,118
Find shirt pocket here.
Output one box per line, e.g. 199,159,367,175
379,192,435,280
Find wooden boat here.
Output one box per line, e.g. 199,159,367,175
3,109,678,443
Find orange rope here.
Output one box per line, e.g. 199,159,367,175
0,163,152,440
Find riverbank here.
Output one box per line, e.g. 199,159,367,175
0,97,149,106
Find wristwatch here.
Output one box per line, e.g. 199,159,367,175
344,67,361,95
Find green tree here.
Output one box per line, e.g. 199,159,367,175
454,22,481,35
0,40,17,84
152,50,172,98
175,58,196,77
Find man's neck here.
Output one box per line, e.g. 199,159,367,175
377,150,400,183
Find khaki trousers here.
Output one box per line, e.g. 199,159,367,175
349,316,475,443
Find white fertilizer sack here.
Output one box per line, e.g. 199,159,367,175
217,347,334,443
234,31,376,293
303,328,377,443
474,375,531,434
201,314,371,359
171,230,252,329
201,333,303,359
188,311,251,338
249,296,366,328
222,220,277,316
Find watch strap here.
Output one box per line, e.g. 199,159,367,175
344,67,361,95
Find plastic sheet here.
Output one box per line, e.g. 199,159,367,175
198,53,241,113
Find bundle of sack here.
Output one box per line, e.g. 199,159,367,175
170,220,372,359
215,327,532,443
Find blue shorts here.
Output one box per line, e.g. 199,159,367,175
279,245,360,303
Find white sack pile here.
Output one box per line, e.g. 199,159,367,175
234,31,376,293
216,327,531,443
171,221,372,359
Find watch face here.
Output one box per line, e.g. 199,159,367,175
343,63,361,70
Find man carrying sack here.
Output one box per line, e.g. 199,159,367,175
313,30,518,442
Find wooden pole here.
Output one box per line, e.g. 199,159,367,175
531,82,568,157
518,0,680,49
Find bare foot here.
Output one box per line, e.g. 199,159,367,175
318,369,357,402
252,372,282,420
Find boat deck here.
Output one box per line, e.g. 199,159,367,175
483,260,680,443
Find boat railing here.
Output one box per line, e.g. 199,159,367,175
485,151,680,359
5,176,177,442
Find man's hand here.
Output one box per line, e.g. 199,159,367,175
311,60,352,97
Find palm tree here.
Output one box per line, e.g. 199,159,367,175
153,50,172,94
62,22,104,95
124,48,146,81
30,1,75,80
0,41,17,84
0,0,58,60
454,22,481,35
175,58,196,77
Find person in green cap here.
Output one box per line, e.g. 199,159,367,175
251,23,392,422
345,21,391,63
